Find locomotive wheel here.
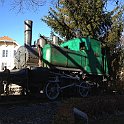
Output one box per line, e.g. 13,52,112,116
45,82,60,100
78,82,90,97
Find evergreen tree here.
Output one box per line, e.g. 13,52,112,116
107,5,124,82
42,0,124,87
42,0,113,40
105,5,124,49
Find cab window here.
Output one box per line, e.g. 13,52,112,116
64,46,69,49
80,42,85,50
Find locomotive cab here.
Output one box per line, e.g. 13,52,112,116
42,37,109,76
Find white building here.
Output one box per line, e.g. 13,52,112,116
0,36,20,71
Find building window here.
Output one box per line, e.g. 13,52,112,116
2,50,5,57
14,50,16,56
1,62,7,70
2,50,8,57
6,50,8,57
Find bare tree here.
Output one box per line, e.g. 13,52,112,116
11,0,46,12
0,0,122,12
0,0,51,12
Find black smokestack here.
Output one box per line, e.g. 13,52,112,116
24,20,33,46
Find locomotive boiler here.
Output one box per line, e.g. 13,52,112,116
14,20,39,69
0,20,109,100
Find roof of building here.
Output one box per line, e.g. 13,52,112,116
0,36,14,41
0,36,20,46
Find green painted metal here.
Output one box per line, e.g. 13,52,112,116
42,37,109,75
42,44,67,67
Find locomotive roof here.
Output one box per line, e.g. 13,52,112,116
60,37,101,51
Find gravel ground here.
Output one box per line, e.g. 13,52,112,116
0,101,59,124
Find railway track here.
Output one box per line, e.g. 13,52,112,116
0,90,81,105
0,86,120,106
0,94,49,105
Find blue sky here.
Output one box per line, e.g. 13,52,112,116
0,0,123,45
0,1,51,45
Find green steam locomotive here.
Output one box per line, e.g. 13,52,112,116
0,20,109,100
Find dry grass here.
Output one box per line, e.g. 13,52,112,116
53,95,124,124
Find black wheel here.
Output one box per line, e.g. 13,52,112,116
78,82,90,97
45,82,60,100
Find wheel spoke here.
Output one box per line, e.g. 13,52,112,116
45,82,60,100
79,82,90,97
